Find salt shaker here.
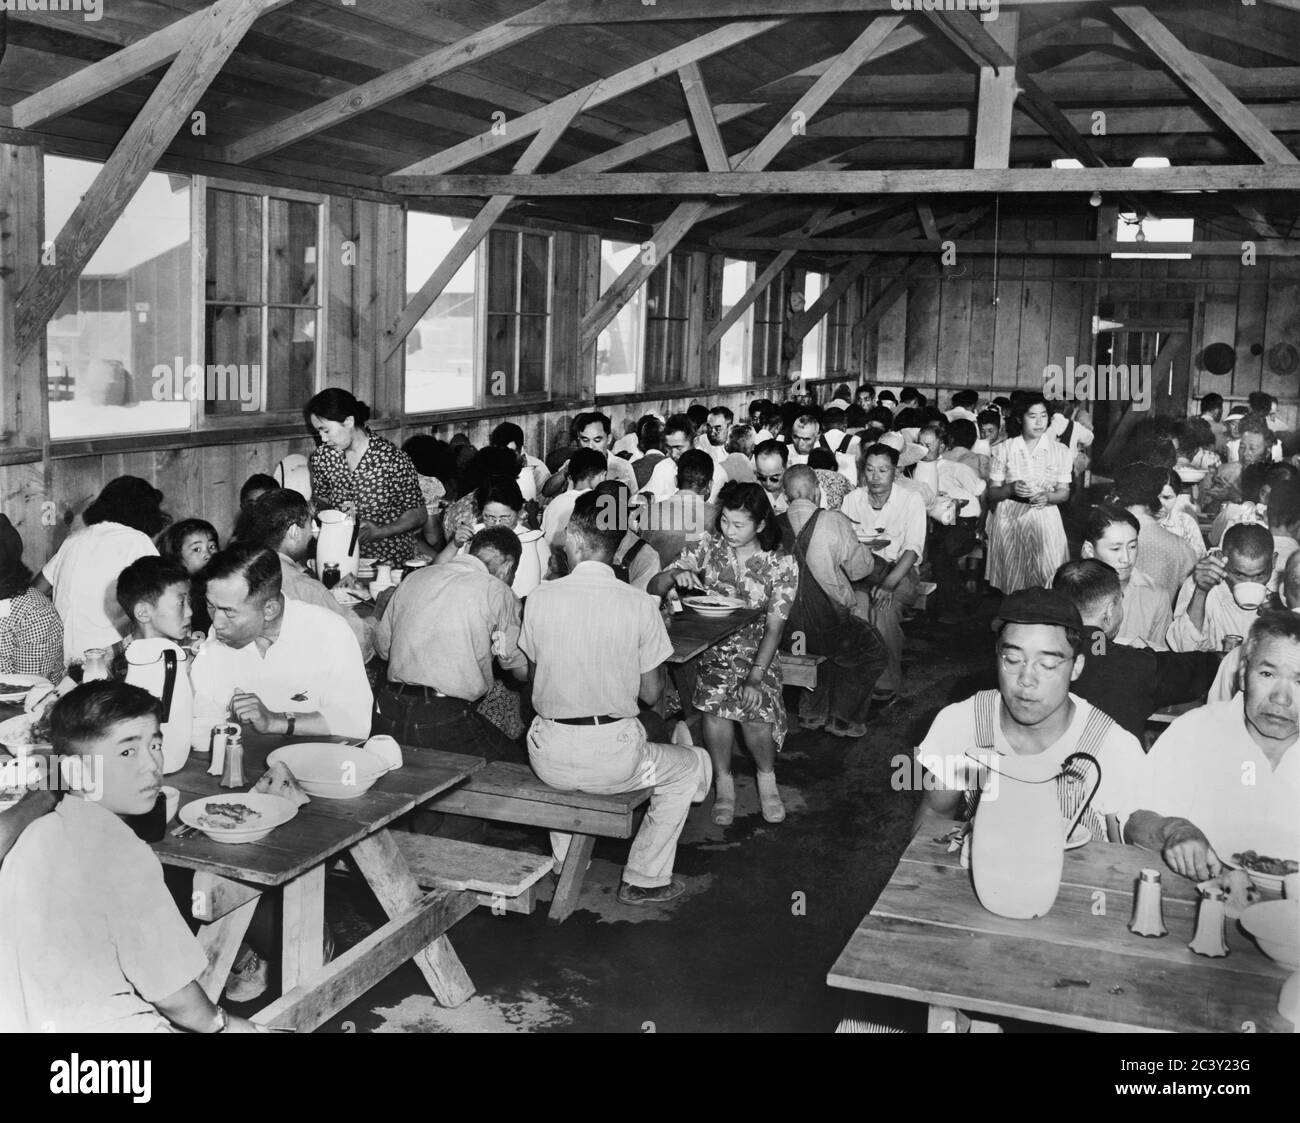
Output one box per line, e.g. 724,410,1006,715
1128,868,1168,937
1188,884,1230,957
219,725,245,789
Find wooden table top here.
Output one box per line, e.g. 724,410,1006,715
154,734,483,888
666,606,762,664
827,825,1293,1033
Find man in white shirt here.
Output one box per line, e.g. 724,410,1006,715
841,443,926,700
1081,505,1171,650
1167,522,1274,652
540,411,637,499
945,389,980,424
190,543,373,746
541,447,607,551
1210,548,1300,701
642,414,726,504
1128,612,1300,881
914,589,1151,842
786,414,824,467
635,450,716,569
490,421,550,501
921,425,986,618
754,440,790,515
696,406,732,465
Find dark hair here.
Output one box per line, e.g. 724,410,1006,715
877,390,898,406
636,414,665,454
664,413,696,441
568,489,624,560
832,383,852,400
714,481,781,552
489,421,525,450
1200,392,1224,415
402,434,456,484
808,448,837,470
568,447,608,486
726,424,756,456
900,388,925,407
1009,393,1049,436
457,446,522,502
995,618,1085,657
50,680,161,757
0,514,32,599
115,556,189,623
948,419,977,450
822,407,846,429
893,407,926,432
84,476,168,537
857,383,875,398
1266,477,1300,533
676,449,715,495
204,542,283,602
1240,461,1271,504
1173,416,1217,454
707,405,734,424
1223,521,1274,560
1248,391,1275,414
748,398,773,417
865,406,895,431
475,475,524,514
992,396,1011,413
952,389,979,409
155,518,218,567
303,387,370,434
239,473,279,508
1243,609,1300,668
468,525,522,569
1084,503,1140,545
1112,462,1167,516
232,490,309,550
845,404,868,428
976,409,1001,431
754,439,789,466
1053,558,1122,616
860,442,900,469
686,404,710,430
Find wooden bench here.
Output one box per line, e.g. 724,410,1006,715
427,761,652,922
393,834,554,917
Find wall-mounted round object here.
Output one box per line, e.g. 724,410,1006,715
1201,342,1236,375
1250,342,1265,357
1267,342,1298,376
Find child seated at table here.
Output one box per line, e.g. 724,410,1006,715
156,518,219,635
0,681,260,1032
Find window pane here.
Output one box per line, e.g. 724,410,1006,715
405,212,477,413
487,230,517,314
597,240,643,395
518,315,548,395
520,234,549,315
668,255,690,318
718,259,753,387
45,156,193,439
799,272,824,379
206,190,261,303
266,198,318,306
485,313,517,397
265,307,316,412
203,305,261,417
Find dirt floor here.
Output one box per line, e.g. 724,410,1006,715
252,600,1004,1033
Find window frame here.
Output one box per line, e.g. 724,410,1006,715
717,257,756,388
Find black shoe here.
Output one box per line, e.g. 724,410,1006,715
617,878,686,905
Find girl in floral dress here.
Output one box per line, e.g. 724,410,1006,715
649,482,798,827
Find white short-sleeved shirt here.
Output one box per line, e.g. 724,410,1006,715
41,521,158,662
642,456,727,505
190,597,373,746
541,486,589,550
0,797,208,1032
1143,696,1300,861
914,692,1152,831
988,435,1073,491
841,485,927,567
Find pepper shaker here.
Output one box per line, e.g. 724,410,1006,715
219,726,245,788
1128,868,1168,937
1188,884,1230,958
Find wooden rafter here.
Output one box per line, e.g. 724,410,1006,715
564,103,763,173
678,63,731,173
382,90,591,361
14,0,272,356
10,0,294,129
577,15,905,355
392,165,1300,195
389,21,785,179
973,11,1019,169
716,238,1300,257
507,0,1183,23
787,255,873,345
1111,6,1299,165
222,1,556,165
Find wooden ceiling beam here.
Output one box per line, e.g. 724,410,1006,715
1111,6,1299,165
391,20,786,178
13,0,272,356
678,62,731,172
719,237,1300,256
562,102,764,173
787,254,874,345
973,11,1019,169
507,0,1185,22
389,165,1300,195
10,0,294,129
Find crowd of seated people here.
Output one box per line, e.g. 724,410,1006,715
2,377,1299,1031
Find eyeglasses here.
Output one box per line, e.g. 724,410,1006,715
482,514,517,526
998,650,1070,675
758,473,784,483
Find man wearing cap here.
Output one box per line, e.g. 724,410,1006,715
1127,610,1300,882
913,588,1153,841
842,442,926,704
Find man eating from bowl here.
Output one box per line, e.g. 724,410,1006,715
1166,523,1275,652
0,681,260,1032
1127,612,1300,881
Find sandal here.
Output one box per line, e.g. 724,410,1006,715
760,790,786,824
711,797,736,826
871,691,902,710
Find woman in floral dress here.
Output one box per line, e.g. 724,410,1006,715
985,394,1072,594
649,482,798,827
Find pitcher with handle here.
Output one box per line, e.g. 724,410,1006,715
967,751,1102,919
315,508,360,581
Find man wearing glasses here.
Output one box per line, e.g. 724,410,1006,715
641,415,726,505
754,439,790,515
912,588,1151,840
696,407,733,466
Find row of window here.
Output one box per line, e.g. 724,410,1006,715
42,156,850,441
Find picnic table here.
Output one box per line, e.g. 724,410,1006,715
156,732,484,1030
828,821,1292,1033
666,606,762,663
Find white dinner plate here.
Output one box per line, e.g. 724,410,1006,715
681,595,747,617
1223,853,1295,894
178,792,298,844
0,673,50,704
0,712,49,755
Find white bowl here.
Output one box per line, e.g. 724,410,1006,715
1175,465,1208,484
1239,900,1300,968
681,595,746,617
179,792,298,844
0,673,51,704
266,743,390,800
0,712,50,757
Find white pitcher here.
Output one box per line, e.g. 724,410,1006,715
316,508,360,580
513,528,547,598
123,638,193,774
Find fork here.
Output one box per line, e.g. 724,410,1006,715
170,823,198,839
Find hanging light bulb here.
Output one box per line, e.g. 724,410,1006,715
1089,191,1102,208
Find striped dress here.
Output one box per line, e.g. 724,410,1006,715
985,436,1072,594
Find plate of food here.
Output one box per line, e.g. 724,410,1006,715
0,674,51,704
0,711,52,756
178,792,298,844
1225,850,1298,894
680,595,747,617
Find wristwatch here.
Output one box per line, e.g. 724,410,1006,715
284,712,296,736
211,1005,230,1033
